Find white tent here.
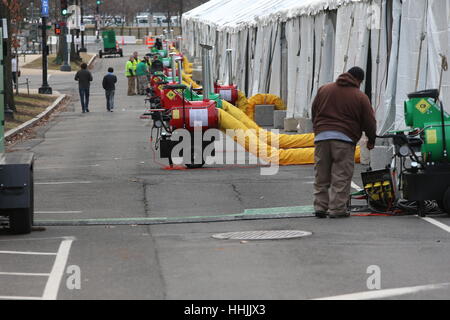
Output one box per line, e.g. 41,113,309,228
182,0,450,133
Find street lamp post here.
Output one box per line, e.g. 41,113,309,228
95,1,100,41
60,0,71,71
60,21,71,71
79,0,86,52
38,16,52,93
39,0,52,94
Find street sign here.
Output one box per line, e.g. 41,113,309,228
68,5,81,29
2,19,7,39
41,0,49,17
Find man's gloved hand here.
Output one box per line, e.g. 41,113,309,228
367,141,375,150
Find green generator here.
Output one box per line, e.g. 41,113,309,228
375,89,450,216
98,30,123,58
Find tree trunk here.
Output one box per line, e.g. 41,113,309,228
54,34,66,64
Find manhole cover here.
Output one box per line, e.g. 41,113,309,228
212,230,312,241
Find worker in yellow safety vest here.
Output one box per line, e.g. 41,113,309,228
132,51,139,93
126,56,137,96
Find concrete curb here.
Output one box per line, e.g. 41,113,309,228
5,93,67,139
87,54,97,69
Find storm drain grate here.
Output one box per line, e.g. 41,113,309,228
212,230,312,241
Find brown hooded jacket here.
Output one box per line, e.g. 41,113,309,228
311,73,377,144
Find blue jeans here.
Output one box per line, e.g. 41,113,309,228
79,88,90,111
105,90,115,111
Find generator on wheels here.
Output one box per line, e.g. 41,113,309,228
98,30,123,58
144,44,220,169
362,89,450,217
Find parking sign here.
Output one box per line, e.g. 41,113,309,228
41,0,49,17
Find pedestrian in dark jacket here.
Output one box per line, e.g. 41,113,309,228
102,67,118,112
155,38,163,50
150,55,164,74
75,63,93,113
311,66,377,219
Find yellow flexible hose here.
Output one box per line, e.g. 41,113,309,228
222,100,315,149
218,108,361,165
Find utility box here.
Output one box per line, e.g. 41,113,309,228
0,153,34,234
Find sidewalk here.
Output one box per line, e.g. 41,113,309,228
20,53,97,76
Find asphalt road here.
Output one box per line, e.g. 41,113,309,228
1,44,450,301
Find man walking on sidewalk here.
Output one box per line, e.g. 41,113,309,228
126,56,136,95
75,63,93,113
311,67,377,219
102,67,117,112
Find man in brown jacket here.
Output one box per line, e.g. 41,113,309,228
311,67,377,218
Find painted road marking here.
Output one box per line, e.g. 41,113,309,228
36,181,93,185
351,181,363,191
420,217,450,234
0,236,76,242
37,164,100,170
0,250,57,256
0,272,50,277
42,239,74,300
35,211,83,215
315,282,450,300
0,296,42,300
0,238,75,300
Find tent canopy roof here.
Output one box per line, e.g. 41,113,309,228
182,0,366,32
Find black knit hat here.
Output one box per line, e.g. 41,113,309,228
347,67,365,81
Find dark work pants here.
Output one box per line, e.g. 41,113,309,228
105,90,115,111
79,88,90,112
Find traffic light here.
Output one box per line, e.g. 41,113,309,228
96,0,101,4
55,23,61,35
61,0,68,16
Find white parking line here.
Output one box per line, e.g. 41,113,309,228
35,181,92,185
0,272,50,277
37,164,100,170
35,211,83,215
315,282,450,300
420,217,450,234
42,239,74,300
0,250,57,256
0,236,76,242
0,296,42,300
